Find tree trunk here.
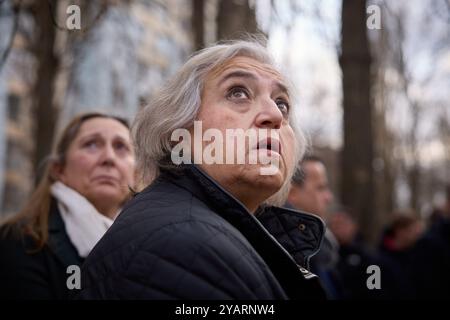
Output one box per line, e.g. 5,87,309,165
339,0,376,244
192,0,205,51
31,0,59,181
408,164,420,212
216,0,258,41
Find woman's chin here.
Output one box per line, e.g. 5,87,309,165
89,187,124,204
244,164,285,192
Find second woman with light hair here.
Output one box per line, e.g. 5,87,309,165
0,112,136,299
78,40,327,300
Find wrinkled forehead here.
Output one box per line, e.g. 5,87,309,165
76,117,130,139
207,56,288,90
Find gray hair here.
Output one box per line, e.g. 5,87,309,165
132,39,307,206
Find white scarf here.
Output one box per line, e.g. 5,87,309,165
50,181,115,258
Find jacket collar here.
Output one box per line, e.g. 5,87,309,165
160,164,325,269
47,198,83,267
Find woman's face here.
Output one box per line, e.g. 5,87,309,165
56,118,135,217
195,56,296,213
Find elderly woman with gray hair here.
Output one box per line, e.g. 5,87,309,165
77,40,326,300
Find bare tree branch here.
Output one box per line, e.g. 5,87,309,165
431,0,450,25
0,0,21,71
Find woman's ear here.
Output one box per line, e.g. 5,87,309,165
49,159,64,181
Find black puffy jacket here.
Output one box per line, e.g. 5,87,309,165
77,165,326,299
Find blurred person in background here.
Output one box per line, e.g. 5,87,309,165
328,209,417,299
287,155,343,299
379,211,424,255
0,112,136,299
328,209,376,299
287,156,334,219
76,40,327,300
411,185,450,298
328,209,370,299
377,210,424,298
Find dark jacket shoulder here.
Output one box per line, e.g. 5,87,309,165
0,200,82,299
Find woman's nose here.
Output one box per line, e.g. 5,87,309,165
254,97,283,129
100,144,116,165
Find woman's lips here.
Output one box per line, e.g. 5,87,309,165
92,175,119,184
255,137,281,156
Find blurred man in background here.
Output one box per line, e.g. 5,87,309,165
287,155,343,299
287,156,334,220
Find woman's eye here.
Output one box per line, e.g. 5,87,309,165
227,87,249,100
276,99,290,115
114,142,130,153
83,140,99,150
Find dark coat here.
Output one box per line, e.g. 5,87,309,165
0,199,83,299
410,216,450,298
309,229,344,300
77,165,327,300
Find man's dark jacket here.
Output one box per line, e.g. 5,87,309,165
77,165,326,299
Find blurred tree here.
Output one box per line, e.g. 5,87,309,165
389,8,423,213
373,0,449,214
439,107,450,182
0,0,20,71
192,0,205,50
216,0,258,40
30,0,60,178
372,6,398,226
29,0,111,180
339,0,376,243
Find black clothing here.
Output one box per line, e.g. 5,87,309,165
77,165,327,300
0,200,83,299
